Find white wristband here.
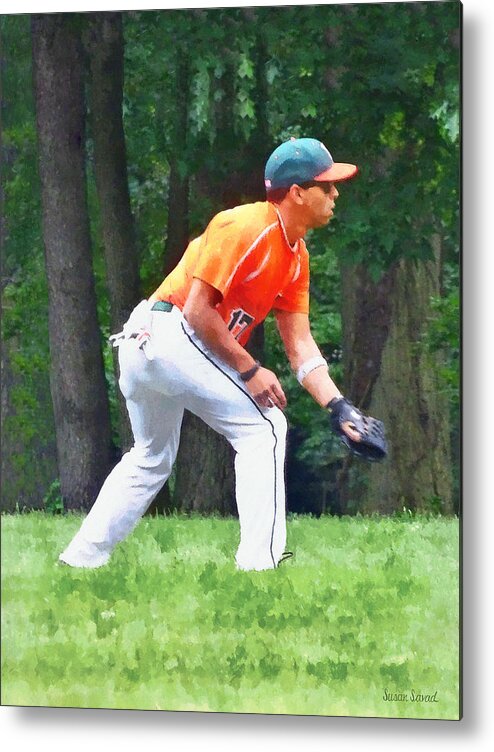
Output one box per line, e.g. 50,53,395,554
296,355,328,384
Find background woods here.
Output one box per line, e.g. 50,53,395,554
1,3,460,516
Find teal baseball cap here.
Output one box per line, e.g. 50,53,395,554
264,137,358,191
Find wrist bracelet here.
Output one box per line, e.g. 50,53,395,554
240,361,261,382
296,355,328,384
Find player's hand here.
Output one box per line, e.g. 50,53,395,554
327,397,387,462
341,421,362,443
245,367,287,410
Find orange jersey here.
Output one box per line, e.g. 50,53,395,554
152,201,309,345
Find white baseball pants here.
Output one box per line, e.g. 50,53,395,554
59,301,288,571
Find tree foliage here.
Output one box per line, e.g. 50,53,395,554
1,3,460,513
1,15,56,508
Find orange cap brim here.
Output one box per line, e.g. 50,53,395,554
314,163,358,182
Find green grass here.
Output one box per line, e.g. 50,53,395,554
1,512,460,719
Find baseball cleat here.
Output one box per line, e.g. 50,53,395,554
278,551,293,565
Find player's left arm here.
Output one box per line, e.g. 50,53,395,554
275,309,390,459
275,310,339,402
274,309,361,442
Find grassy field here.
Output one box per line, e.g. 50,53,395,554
1,512,460,719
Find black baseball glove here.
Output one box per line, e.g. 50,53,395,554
328,397,388,462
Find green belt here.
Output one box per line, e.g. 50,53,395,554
151,301,174,312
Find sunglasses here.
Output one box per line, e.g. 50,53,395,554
298,181,335,194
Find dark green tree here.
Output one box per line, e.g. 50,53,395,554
84,11,141,451
1,14,58,510
31,13,113,509
2,5,460,516
259,2,460,513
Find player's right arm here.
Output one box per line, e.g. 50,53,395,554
183,279,287,410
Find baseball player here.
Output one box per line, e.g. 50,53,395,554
59,137,385,572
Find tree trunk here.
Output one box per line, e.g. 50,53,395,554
32,14,113,510
85,12,140,451
162,48,233,515
173,413,236,515
339,238,453,514
170,32,270,517
145,48,191,515
164,158,189,277
163,50,190,277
